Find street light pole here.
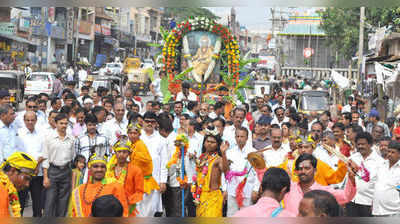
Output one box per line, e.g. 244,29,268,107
357,6,365,86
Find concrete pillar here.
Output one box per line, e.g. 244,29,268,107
89,39,94,63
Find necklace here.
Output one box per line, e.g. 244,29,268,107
192,153,219,205
82,180,105,205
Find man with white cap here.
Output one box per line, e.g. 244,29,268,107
83,98,94,111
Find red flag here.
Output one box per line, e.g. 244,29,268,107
236,177,247,208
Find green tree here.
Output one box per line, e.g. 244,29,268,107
163,8,220,23
318,7,400,61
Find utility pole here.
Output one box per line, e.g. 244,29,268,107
270,7,275,56
74,7,82,63
357,6,365,86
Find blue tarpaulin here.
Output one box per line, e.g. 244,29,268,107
95,54,107,67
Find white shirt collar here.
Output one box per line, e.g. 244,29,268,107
20,126,37,135
385,159,400,168
0,120,5,129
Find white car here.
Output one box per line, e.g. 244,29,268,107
141,59,155,70
25,72,56,96
105,63,123,75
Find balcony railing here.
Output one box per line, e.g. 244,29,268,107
281,67,358,80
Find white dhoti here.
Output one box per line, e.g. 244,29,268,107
227,195,252,217
136,190,162,217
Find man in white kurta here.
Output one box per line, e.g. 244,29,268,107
138,112,168,216
225,127,260,217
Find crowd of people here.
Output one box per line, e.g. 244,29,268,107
0,71,399,218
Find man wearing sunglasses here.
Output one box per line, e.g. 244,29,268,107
140,112,168,217
13,97,46,130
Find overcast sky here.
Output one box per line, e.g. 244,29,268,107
206,7,318,34
206,7,273,33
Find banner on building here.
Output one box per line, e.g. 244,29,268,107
375,62,394,84
101,20,111,36
66,8,74,44
18,17,30,32
331,70,350,89
0,22,16,36
95,24,101,34
48,7,55,23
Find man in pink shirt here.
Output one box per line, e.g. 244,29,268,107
284,153,357,215
298,190,341,217
233,168,296,217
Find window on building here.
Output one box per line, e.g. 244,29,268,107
81,8,88,21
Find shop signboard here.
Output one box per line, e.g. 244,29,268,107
79,20,92,35
0,22,16,36
50,26,65,39
18,17,31,32
101,20,111,36
95,24,101,34
66,8,74,44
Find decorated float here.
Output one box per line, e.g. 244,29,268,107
159,16,256,105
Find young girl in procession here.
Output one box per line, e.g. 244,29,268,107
71,155,86,190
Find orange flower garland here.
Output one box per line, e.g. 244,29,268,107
161,17,241,96
0,171,21,217
166,134,189,186
191,152,218,205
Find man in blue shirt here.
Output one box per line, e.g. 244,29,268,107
0,104,22,163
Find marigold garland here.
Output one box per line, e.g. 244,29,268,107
191,153,218,206
162,17,241,96
166,134,189,185
0,171,21,217
166,134,189,168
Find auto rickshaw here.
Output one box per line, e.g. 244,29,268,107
123,57,141,74
296,90,330,114
123,57,151,95
0,70,25,110
92,75,123,94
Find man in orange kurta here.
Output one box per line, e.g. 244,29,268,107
127,122,159,216
70,154,129,217
256,139,348,186
106,135,144,216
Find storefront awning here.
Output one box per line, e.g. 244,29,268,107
0,33,36,45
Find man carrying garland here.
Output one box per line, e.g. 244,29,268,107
69,153,129,217
0,152,37,217
106,134,144,216
191,126,229,217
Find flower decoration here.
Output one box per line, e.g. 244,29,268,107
166,134,190,187
0,171,21,217
161,16,241,96
191,152,218,206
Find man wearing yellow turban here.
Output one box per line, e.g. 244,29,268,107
69,153,129,217
283,137,348,186
0,152,37,217
106,135,144,216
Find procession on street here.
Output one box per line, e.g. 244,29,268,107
0,7,400,219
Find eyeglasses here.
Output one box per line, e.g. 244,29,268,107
27,105,38,109
145,120,157,123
